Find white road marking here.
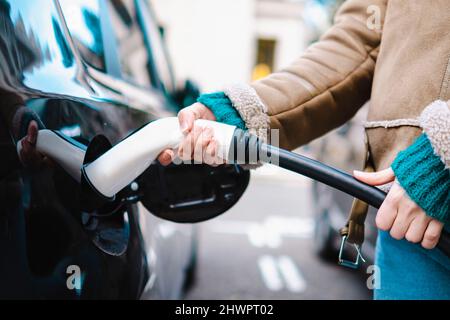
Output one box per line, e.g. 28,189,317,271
207,216,314,248
258,255,307,293
257,255,283,291
248,224,266,248
208,220,252,234
266,229,282,248
264,216,314,239
277,256,307,293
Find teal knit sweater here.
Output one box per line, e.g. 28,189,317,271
391,134,449,223
197,92,246,130
197,92,450,223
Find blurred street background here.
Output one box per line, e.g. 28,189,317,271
153,0,340,91
151,0,374,299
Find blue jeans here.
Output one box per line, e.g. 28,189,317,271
374,230,450,300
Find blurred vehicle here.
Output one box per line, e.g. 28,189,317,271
0,0,249,299
311,105,377,265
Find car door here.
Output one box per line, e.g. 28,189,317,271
0,0,150,299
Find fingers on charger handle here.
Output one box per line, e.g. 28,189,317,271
179,108,196,134
159,106,213,165
21,120,38,155
353,167,395,186
179,125,209,161
422,220,444,249
357,168,444,250
157,107,195,165
375,199,396,231
405,215,429,243
158,150,173,166
178,125,200,160
19,120,46,167
203,139,219,167
179,102,216,134
192,127,209,160
26,120,38,144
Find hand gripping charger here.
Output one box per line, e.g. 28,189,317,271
16,117,450,258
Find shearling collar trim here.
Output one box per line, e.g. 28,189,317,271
364,118,420,128
418,100,450,169
223,84,270,142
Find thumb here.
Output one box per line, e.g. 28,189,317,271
179,103,215,134
353,167,395,186
27,120,38,144
178,107,197,134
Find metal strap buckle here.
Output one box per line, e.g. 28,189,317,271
338,235,366,269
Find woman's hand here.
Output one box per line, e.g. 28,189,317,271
354,168,444,249
18,120,50,169
157,102,218,166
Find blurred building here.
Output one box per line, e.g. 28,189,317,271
151,0,336,92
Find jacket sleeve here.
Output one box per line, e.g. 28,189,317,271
222,0,387,149
391,100,450,223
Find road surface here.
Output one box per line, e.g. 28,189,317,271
185,164,372,300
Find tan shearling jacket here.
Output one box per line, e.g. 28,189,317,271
223,0,450,171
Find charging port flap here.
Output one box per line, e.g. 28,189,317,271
137,163,250,223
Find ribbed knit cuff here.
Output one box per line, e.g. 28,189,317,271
392,134,450,223
197,92,246,130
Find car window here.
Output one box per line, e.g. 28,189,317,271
107,0,152,88
59,0,105,71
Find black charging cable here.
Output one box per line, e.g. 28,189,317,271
230,129,450,258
